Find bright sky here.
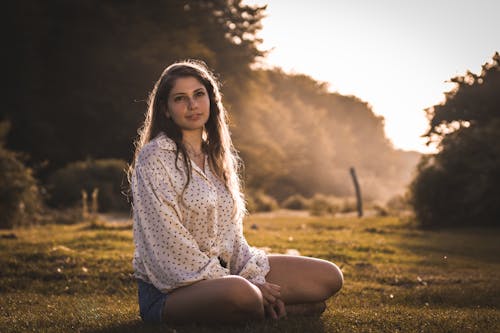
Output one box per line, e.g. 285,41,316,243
244,0,499,153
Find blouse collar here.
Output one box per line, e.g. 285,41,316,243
155,133,211,181
155,133,177,151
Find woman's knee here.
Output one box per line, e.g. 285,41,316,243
310,260,343,300
323,262,343,297
221,276,265,318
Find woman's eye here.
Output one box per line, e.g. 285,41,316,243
196,91,205,97
174,96,186,102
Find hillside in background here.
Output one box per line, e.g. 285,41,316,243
233,69,421,201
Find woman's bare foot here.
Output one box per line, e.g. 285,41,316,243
285,301,326,316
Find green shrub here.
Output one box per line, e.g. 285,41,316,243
410,123,500,228
47,159,129,212
309,194,340,216
386,194,411,213
373,204,389,217
281,194,310,210
340,198,358,213
246,190,279,213
0,147,42,229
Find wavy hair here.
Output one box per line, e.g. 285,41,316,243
128,60,245,219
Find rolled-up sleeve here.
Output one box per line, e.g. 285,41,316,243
230,218,270,285
132,156,228,292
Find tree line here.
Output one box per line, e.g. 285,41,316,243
3,0,418,206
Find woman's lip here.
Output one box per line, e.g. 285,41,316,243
186,114,202,120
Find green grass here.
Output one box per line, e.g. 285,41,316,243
1,215,499,332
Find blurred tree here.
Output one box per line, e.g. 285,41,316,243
0,121,42,229
410,53,500,227
4,0,265,180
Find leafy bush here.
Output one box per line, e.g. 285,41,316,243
281,194,310,210
246,190,279,213
309,194,340,216
384,194,412,217
339,198,358,213
386,194,411,212
0,147,42,229
47,159,129,212
373,204,389,217
410,124,500,228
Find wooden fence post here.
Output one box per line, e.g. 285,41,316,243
349,167,363,218
91,188,99,218
81,190,88,220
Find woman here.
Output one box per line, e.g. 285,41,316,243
129,60,343,324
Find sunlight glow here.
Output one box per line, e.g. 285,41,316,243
245,0,500,153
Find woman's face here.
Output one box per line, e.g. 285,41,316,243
167,76,210,133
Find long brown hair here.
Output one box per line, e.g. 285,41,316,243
129,60,245,219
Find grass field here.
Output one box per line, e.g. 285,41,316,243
1,213,499,332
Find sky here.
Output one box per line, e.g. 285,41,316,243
244,0,499,153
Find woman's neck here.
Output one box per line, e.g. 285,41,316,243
182,130,203,153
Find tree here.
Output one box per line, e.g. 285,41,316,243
410,53,500,227
4,0,265,180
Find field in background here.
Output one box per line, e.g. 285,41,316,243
1,214,499,332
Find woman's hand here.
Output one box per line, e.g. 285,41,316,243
266,298,286,320
255,282,287,319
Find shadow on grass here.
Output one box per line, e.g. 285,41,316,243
389,226,500,309
87,316,327,333
399,227,500,265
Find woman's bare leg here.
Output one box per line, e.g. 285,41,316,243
265,255,343,316
162,275,264,324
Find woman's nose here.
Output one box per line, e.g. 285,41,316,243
188,96,197,109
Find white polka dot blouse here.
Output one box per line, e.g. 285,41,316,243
131,133,270,292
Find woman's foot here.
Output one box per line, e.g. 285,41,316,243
285,301,326,316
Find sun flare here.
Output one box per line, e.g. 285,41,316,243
246,0,499,153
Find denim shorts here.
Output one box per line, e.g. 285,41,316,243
137,279,168,323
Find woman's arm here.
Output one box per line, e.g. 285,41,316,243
229,219,270,284
132,156,228,292
229,218,286,318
